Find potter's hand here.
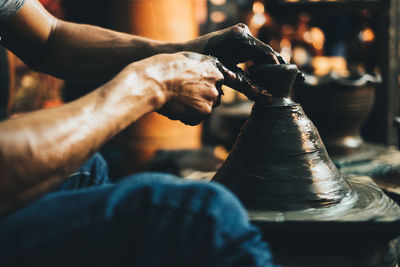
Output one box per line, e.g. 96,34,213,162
184,24,284,100
185,23,286,66
154,52,224,126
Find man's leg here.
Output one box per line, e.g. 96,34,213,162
0,173,276,267
57,152,111,191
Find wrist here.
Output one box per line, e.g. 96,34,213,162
104,63,167,116
180,37,207,55
136,61,169,109
154,41,185,54
137,70,167,110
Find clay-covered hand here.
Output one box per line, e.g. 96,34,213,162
149,52,224,126
184,23,284,100
185,23,285,66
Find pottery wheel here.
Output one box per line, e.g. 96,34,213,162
212,64,400,231
249,175,400,225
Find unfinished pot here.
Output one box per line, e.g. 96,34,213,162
292,72,380,156
212,64,400,266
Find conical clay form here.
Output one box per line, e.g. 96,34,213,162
212,64,400,223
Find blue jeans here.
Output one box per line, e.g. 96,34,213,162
0,154,276,266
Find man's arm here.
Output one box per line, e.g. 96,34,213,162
0,52,222,215
0,0,285,95
0,0,183,83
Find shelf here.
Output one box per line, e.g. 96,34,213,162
267,0,399,146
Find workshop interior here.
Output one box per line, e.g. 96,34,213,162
2,0,400,265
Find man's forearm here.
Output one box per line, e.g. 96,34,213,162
0,63,165,215
0,0,183,84
38,21,183,83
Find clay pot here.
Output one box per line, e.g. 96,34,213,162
293,73,380,156
212,64,400,266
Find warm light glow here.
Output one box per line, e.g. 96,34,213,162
343,137,362,148
210,11,227,23
292,47,309,66
312,56,349,77
310,27,325,50
250,13,267,28
280,38,292,49
312,56,331,76
359,27,375,43
302,27,325,52
280,38,292,63
220,85,236,103
214,146,229,161
253,2,265,14
303,31,313,43
281,24,294,36
331,57,348,76
195,0,208,24
210,0,226,5
21,75,36,88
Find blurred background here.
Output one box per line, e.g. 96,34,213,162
1,0,400,181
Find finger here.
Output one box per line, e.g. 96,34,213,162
237,25,285,64
180,103,212,126
248,37,282,65
234,24,282,64
274,51,288,64
158,104,205,126
181,117,203,126
245,42,305,81
202,24,283,66
245,39,305,80
236,23,252,35
214,60,272,101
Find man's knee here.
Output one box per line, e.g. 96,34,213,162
113,173,247,223
60,153,110,190
188,181,249,222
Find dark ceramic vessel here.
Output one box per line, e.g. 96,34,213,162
212,64,400,266
293,73,380,156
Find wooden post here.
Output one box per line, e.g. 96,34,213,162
112,0,205,174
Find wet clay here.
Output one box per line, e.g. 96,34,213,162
293,73,380,156
212,64,400,224
202,26,304,100
203,25,282,67
212,63,400,266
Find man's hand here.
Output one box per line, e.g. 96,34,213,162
138,52,224,126
184,24,285,100
185,23,286,66
0,2,283,98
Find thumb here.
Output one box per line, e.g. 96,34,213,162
215,61,272,102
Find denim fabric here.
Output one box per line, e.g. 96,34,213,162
59,153,112,191
0,154,276,267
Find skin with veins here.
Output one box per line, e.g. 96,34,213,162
0,52,223,214
0,0,284,215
